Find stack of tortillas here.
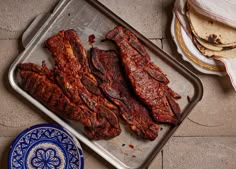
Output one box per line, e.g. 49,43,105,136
186,1,236,59
175,0,236,91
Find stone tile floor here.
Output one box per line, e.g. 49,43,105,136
0,0,236,168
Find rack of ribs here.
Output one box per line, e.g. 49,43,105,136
89,48,159,140
106,26,181,125
17,62,120,139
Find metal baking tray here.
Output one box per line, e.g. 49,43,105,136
8,0,203,168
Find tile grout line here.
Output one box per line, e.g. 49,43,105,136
173,135,236,138
0,38,18,40
0,136,15,138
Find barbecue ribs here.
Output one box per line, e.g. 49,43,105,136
89,48,159,140
106,26,181,124
18,63,120,139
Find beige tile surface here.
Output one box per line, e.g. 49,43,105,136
0,137,15,168
98,0,163,39
0,0,59,39
163,137,236,169
162,0,175,39
0,125,30,137
0,40,50,128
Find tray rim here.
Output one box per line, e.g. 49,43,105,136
8,0,203,168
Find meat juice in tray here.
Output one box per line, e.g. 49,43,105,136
8,0,203,168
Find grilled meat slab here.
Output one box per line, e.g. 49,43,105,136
89,48,159,140
106,26,181,124
46,30,117,110
18,63,120,139
45,30,121,136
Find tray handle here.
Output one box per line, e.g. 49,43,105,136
22,13,50,48
22,0,70,48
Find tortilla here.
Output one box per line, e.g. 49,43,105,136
194,36,236,51
193,36,236,58
187,5,236,46
194,37,224,51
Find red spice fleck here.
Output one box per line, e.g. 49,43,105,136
129,144,134,149
88,34,95,45
132,155,136,158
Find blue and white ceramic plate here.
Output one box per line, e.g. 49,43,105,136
8,124,84,169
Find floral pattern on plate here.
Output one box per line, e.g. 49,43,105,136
8,124,84,169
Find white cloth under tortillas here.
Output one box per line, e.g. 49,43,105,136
216,57,236,90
